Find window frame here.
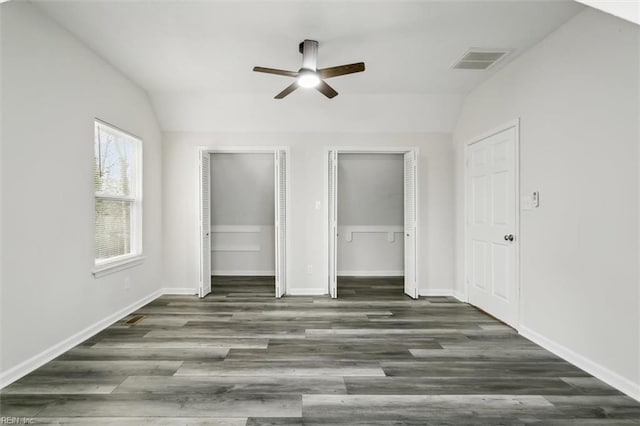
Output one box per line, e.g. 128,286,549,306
92,119,144,277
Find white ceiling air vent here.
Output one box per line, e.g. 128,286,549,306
452,49,510,70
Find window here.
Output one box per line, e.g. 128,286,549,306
93,120,143,275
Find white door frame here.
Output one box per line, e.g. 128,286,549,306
195,146,292,297
324,146,420,298
463,119,521,328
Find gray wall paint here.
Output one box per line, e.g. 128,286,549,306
210,153,274,226
1,2,163,378
337,154,404,275
338,231,404,276
210,153,275,275
163,132,454,294
338,154,403,226
453,8,639,395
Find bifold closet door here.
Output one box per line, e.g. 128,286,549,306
199,151,211,298
328,150,338,298
404,150,418,299
274,150,287,298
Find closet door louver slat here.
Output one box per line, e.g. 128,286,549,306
199,152,211,298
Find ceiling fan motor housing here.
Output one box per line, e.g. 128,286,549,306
299,39,319,71
253,39,364,99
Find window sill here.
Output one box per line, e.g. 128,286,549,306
93,255,145,278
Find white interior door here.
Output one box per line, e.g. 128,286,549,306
328,150,338,298
466,126,518,327
199,151,211,298
403,150,418,299
274,150,287,298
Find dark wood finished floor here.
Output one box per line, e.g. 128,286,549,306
2,276,639,424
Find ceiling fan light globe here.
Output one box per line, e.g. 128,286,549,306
297,72,320,88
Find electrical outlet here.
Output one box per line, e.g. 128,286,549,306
124,276,131,291
315,200,321,210
307,264,313,274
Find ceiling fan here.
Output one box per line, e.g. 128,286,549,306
253,39,365,99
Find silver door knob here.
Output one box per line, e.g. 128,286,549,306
504,234,514,241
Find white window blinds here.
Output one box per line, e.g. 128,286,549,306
94,121,142,265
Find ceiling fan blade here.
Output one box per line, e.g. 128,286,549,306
253,66,298,78
275,82,299,99
318,62,365,79
316,80,338,99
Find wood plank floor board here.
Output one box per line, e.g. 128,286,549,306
245,418,529,426
246,418,640,426
380,360,591,378
27,360,183,378
223,350,414,362
135,315,233,327
1,375,127,395
520,421,640,426
301,394,555,419
231,310,395,318
304,328,484,336
34,418,247,425
113,376,347,395
93,337,269,349
542,395,640,419
1,276,637,424
80,328,151,345
560,377,626,395
33,393,301,418
146,329,307,340
58,346,230,361
0,395,58,417
343,376,581,395
189,319,362,327
409,348,560,361
175,361,386,377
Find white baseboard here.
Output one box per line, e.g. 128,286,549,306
337,270,404,277
212,270,275,276
0,288,163,389
453,290,466,302
286,287,328,296
162,287,198,295
418,289,454,297
519,325,640,402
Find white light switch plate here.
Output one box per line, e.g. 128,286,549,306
532,191,540,208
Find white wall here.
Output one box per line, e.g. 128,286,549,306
453,8,640,397
0,2,163,383
152,92,464,134
163,132,453,295
0,5,5,381
210,153,275,275
338,154,404,225
338,153,404,276
211,226,275,276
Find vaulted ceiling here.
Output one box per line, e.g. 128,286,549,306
34,0,584,132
